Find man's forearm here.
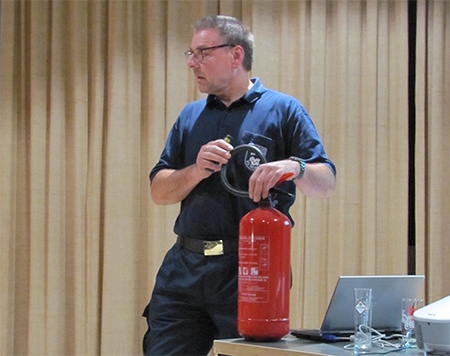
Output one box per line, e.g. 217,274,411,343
296,163,336,199
150,164,204,205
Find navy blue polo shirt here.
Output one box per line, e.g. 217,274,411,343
150,78,335,239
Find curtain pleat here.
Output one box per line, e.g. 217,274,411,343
415,0,450,304
246,0,409,329
0,0,448,354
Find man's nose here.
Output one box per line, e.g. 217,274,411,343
187,56,199,68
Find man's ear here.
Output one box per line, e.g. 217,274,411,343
231,45,245,68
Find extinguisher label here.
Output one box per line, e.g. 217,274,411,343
239,235,270,303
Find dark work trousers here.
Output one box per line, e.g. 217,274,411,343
142,243,240,356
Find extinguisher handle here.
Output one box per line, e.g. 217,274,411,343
276,172,294,184
270,172,295,198
269,186,294,198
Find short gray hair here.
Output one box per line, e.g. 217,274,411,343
193,15,254,72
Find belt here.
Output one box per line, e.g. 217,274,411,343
176,235,239,256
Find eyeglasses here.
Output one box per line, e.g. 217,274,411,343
184,44,235,63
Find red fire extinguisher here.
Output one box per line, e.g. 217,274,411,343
221,142,292,341
238,197,291,341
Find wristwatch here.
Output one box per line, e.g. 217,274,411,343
289,156,306,180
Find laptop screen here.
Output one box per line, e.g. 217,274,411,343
321,275,425,333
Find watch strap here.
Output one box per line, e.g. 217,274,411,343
289,156,305,180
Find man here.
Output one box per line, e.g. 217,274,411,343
143,15,336,356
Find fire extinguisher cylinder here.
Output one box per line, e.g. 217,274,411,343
238,198,291,342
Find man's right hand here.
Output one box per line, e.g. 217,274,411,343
151,138,233,205
196,138,233,178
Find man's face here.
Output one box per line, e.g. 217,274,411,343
187,28,234,96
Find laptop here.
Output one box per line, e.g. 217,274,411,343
291,275,425,342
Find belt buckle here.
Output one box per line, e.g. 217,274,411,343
203,240,224,256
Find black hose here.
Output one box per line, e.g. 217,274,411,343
220,144,267,198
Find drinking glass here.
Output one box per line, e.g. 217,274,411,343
354,288,373,354
402,298,424,347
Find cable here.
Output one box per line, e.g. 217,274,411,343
351,345,414,355
343,327,418,355
321,334,351,342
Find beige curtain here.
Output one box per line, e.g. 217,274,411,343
0,0,448,354
415,0,450,304
246,0,412,329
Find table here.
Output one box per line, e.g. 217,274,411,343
213,335,426,356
